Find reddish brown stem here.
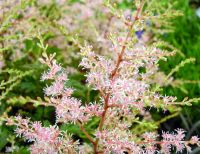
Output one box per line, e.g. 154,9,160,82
93,1,145,153
77,122,95,145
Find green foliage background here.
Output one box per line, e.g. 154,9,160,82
160,0,200,134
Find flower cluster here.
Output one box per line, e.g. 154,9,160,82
39,53,103,124
7,116,78,154
7,0,200,154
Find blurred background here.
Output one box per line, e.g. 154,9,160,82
159,0,200,130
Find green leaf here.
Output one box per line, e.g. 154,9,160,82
0,126,9,150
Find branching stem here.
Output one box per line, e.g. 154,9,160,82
93,1,145,153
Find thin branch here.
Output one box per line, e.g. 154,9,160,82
77,122,95,145
94,1,146,153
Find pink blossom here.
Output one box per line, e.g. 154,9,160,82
84,103,104,116
190,136,200,145
161,129,186,153
12,116,79,154
44,80,64,96
95,129,141,154
41,60,62,81
56,97,88,123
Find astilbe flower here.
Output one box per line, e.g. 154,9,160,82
39,53,103,124
7,116,78,154
161,129,186,153
142,132,159,154
8,0,200,153
160,129,200,154
95,128,141,154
